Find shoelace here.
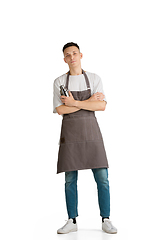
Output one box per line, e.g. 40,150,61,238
105,220,114,230
62,220,69,229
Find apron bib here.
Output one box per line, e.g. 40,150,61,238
57,70,109,173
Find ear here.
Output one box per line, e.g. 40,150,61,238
80,53,83,59
64,58,67,63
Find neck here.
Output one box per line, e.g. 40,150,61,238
69,66,82,75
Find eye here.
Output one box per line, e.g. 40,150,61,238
73,52,77,55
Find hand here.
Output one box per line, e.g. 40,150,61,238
88,92,105,102
60,91,76,107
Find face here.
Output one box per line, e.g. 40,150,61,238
63,46,83,69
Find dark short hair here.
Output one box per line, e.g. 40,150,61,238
62,42,80,52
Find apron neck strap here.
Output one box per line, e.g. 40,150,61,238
65,69,90,90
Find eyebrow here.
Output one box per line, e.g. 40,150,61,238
65,51,77,55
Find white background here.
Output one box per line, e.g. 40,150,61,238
0,0,160,239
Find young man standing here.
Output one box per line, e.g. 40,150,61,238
53,42,117,234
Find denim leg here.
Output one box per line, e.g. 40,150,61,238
92,168,110,218
65,171,78,219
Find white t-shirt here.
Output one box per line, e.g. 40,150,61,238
53,71,107,113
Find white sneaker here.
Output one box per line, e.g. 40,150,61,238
57,219,78,234
102,219,117,234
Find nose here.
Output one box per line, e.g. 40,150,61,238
70,54,74,60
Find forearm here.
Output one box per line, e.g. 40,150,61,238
74,100,106,111
56,105,80,115
60,91,107,113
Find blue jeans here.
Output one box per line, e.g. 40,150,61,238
65,168,110,219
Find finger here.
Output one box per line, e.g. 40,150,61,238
60,96,66,99
68,91,72,97
94,93,98,99
99,95,104,100
100,93,105,98
60,97,65,101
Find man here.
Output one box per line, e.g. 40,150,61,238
53,42,117,234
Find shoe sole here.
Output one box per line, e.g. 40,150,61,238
102,230,117,234
102,227,117,234
57,229,78,234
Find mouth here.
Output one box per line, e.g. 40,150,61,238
71,61,76,64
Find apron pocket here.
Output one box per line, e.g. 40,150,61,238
60,117,103,144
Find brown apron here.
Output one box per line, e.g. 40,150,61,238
57,69,109,174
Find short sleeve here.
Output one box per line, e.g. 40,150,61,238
93,74,107,102
53,78,63,113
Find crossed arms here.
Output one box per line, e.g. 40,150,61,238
56,92,107,115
